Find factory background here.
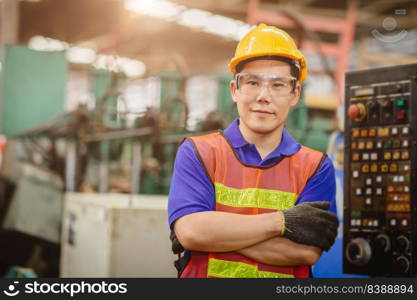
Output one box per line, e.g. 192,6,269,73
0,0,416,278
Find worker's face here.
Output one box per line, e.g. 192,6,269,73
230,60,301,135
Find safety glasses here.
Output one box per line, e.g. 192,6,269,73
235,73,297,98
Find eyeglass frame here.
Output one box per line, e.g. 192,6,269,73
234,72,298,98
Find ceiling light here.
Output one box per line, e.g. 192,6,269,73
28,35,68,51
177,9,212,29
66,47,96,64
125,0,185,20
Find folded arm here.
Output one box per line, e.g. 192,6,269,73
237,236,322,266
173,210,284,252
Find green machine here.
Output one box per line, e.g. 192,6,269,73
286,82,334,153
0,45,68,136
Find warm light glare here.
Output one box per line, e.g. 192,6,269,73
125,0,252,41
177,9,212,29
66,47,97,64
28,35,145,77
93,55,146,78
28,36,68,51
125,0,185,19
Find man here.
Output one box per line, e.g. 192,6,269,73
168,24,338,278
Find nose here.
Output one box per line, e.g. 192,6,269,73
255,83,272,103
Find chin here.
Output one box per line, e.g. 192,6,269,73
248,122,279,134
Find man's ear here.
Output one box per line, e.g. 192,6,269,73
289,83,301,107
230,80,238,103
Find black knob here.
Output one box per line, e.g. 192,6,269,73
397,235,410,253
345,238,372,266
376,234,391,253
396,256,410,273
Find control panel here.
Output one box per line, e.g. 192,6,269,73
344,64,416,277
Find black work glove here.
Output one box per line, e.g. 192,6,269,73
282,201,339,251
170,230,184,254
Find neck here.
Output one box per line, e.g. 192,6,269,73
239,121,284,159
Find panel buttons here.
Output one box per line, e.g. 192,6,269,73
389,163,398,173
384,152,392,160
396,99,405,107
362,153,370,161
365,188,372,195
384,140,392,148
391,127,399,136
401,219,408,227
401,151,409,160
401,127,409,135
352,129,360,138
392,151,400,160
390,218,397,226
365,177,372,186
365,197,372,206
396,112,406,120
369,128,376,137
376,141,383,149
370,153,378,161
402,139,409,148
355,188,363,196
352,142,357,149
381,164,388,172
352,153,360,161
353,170,360,178
361,164,370,173
360,129,368,137
370,163,378,173
404,186,410,192
358,142,365,150
366,141,374,149
376,175,383,183
376,187,383,195
392,140,401,148
378,127,389,137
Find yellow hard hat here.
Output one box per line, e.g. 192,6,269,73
229,24,307,83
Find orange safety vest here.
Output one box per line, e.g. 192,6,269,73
180,131,325,278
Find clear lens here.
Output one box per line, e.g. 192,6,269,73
236,73,296,98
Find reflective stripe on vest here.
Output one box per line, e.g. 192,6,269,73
180,131,324,278
207,258,294,278
215,182,297,210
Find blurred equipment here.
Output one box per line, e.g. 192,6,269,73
344,63,417,276
0,45,67,136
3,163,64,243
60,193,176,277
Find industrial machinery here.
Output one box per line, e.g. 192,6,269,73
60,193,176,277
344,63,417,276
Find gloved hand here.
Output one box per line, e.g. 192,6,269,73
281,201,339,251
170,230,184,254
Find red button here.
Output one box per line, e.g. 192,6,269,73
396,112,406,119
348,105,360,119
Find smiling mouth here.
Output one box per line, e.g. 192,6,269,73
251,110,275,115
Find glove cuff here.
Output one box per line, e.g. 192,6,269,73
280,211,286,236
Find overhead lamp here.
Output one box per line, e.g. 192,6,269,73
28,35,68,51
124,0,253,41
177,9,212,29
125,0,185,20
66,47,97,64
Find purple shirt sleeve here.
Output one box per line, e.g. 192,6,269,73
168,140,215,228
296,156,337,214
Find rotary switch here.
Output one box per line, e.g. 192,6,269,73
348,103,367,121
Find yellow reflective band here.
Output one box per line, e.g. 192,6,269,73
207,258,294,278
215,183,297,210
